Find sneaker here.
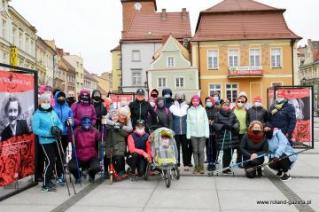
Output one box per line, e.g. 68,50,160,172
41,185,56,192
276,171,283,177
46,181,56,188
223,169,232,175
280,173,291,181
56,176,65,186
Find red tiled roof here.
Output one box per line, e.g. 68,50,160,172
204,0,281,13
121,11,191,42
193,0,301,42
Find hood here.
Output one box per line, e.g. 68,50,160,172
162,88,172,97
54,91,67,106
91,89,102,99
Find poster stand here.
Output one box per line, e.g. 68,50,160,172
0,63,38,201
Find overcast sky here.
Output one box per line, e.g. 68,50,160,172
10,0,319,75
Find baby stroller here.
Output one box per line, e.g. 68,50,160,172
146,127,180,188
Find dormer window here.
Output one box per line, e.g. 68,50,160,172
167,57,175,68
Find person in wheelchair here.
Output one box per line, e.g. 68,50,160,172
127,120,152,177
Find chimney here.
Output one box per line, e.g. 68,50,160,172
182,8,187,18
161,9,167,20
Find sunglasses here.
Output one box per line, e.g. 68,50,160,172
237,101,245,103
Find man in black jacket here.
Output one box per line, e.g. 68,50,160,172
129,89,157,130
247,96,269,125
91,89,107,130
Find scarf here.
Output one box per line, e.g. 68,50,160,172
271,100,287,115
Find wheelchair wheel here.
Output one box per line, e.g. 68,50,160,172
164,169,171,188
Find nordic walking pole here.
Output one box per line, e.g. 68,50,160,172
99,124,105,177
69,124,81,185
246,148,311,172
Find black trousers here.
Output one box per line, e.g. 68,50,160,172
237,134,244,163
41,142,62,186
175,134,192,166
35,137,44,181
243,156,265,178
223,148,234,168
68,157,100,179
104,155,126,175
126,153,147,177
269,156,292,173
206,134,217,165
60,135,69,154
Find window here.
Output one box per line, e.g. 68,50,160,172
208,50,218,69
226,83,238,103
131,69,142,86
19,30,23,49
158,77,167,88
209,84,221,97
132,50,141,62
250,48,261,67
228,48,239,67
271,48,281,68
176,77,184,88
167,57,175,67
25,35,30,54
30,40,34,56
12,27,17,45
2,19,7,39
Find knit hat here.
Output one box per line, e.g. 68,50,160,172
56,91,66,99
118,106,130,118
253,96,262,102
239,91,248,102
39,92,51,102
191,95,200,102
276,89,285,97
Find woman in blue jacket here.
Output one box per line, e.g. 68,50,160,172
265,125,297,181
32,93,64,192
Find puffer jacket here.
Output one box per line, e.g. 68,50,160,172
267,128,297,163
186,105,209,139
129,100,157,128
213,110,240,150
53,91,73,135
32,107,63,144
247,106,269,125
74,127,100,161
269,101,296,137
169,101,189,135
71,102,97,127
104,120,132,157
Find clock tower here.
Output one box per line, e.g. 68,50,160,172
121,0,157,33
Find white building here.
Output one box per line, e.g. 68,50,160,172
120,0,192,93
64,54,84,95
36,37,55,86
0,1,37,69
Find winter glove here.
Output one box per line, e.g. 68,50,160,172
51,126,62,139
65,118,73,127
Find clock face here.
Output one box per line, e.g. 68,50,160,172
134,2,142,11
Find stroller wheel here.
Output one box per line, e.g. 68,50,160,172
164,169,171,188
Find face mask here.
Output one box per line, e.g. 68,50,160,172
254,102,262,107
67,97,76,103
80,96,90,104
276,98,284,103
151,94,158,98
57,98,65,105
93,96,101,102
222,106,230,112
136,127,145,134
164,94,171,98
252,130,261,135
237,103,244,108
41,103,51,110
150,102,156,108
177,99,183,104
206,102,213,108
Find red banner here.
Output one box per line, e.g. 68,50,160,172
0,134,35,186
0,71,34,92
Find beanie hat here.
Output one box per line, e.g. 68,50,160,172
253,96,262,102
191,95,200,102
39,92,51,102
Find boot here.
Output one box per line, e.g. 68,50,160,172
193,166,199,174
199,165,205,175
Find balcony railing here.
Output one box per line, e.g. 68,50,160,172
228,66,263,78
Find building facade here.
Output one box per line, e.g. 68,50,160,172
84,70,98,94
36,37,55,86
299,39,319,115
64,54,84,95
0,1,37,69
111,45,121,92
147,35,199,100
192,0,301,105
120,0,192,93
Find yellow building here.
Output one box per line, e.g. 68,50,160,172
192,0,301,105
111,45,121,92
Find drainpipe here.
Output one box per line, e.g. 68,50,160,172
197,42,201,92
291,40,295,85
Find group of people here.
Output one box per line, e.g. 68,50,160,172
31,86,298,192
